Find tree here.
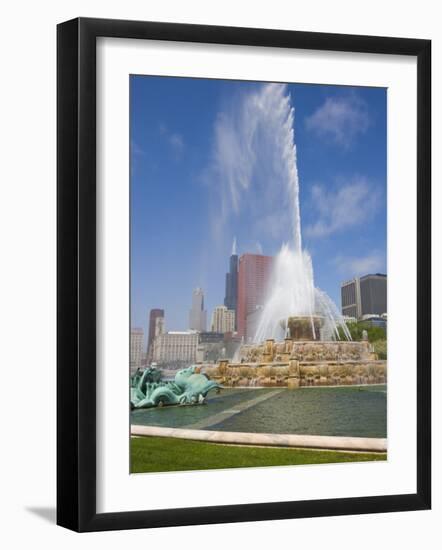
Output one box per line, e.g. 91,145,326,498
338,321,386,343
338,321,387,360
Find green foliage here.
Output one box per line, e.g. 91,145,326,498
339,321,386,343
130,436,386,473
373,339,387,360
337,321,387,359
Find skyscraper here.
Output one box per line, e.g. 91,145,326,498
237,253,273,340
341,274,387,319
360,274,387,316
224,237,238,328
341,279,361,319
130,327,144,373
189,287,207,332
147,308,164,360
211,305,235,334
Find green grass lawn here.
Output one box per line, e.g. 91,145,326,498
131,436,387,473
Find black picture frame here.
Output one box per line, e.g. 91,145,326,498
57,17,431,532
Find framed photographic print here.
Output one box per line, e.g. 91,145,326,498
57,17,431,532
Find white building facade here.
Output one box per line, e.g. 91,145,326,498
152,331,199,363
130,327,144,372
211,305,235,334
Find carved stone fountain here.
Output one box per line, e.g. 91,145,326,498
202,317,386,389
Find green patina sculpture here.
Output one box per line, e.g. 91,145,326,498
131,365,220,409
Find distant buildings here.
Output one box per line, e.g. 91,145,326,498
211,305,235,334
361,313,387,331
341,274,387,319
152,331,199,364
224,238,238,328
360,274,387,317
237,253,273,340
189,287,207,332
130,328,144,373
139,248,278,365
196,331,241,363
147,308,164,360
196,331,225,363
199,332,225,344
341,278,361,319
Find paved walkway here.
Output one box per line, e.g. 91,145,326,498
184,389,284,430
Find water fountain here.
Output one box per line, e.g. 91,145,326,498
248,84,351,343
204,335,385,388
202,83,386,388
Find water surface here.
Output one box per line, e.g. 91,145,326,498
130,385,386,438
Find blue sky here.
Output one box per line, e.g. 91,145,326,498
130,76,386,336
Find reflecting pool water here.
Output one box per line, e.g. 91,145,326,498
130,385,386,438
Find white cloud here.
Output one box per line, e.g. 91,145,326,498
169,133,184,154
305,177,381,238
334,251,385,277
305,94,370,148
159,124,184,158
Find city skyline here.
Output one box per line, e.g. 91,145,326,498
131,77,387,338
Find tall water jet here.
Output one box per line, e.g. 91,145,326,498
254,245,317,342
211,82,350,342
245,84,350,343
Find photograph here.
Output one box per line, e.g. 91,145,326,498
0,0,435,541
129,75,388,474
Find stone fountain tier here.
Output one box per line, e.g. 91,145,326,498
285,315,323,341
201,338,386,389
240,338,375,364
